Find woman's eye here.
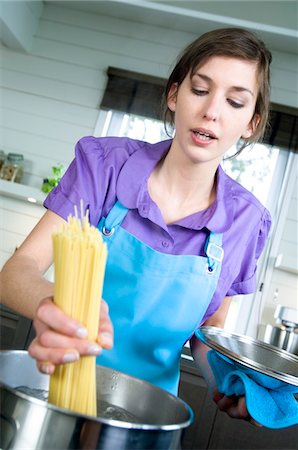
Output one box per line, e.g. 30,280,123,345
227,99,244,109
191,88,208,96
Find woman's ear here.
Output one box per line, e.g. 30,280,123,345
167,83,178,112
242,113,260,139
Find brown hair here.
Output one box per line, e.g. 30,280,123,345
162,28,272,151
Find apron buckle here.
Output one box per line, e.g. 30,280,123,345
206,242,224,262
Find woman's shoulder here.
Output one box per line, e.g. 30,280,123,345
75,136,147,161
226,175,272,247
211,167,271,237
222,169,271,220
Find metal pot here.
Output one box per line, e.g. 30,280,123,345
0,351,193,450
262,324,298,355
258,323,298,356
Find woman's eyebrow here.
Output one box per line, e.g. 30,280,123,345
194,73,254,97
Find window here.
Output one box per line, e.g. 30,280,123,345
95,110,168,143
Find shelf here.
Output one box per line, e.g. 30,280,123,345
0,179,46,206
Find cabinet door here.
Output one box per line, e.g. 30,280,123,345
0,305,35,350
208,409,298,449
179,358,217,449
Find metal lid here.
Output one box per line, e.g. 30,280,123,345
195,326,298,386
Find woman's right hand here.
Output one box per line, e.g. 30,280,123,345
28,297,114,375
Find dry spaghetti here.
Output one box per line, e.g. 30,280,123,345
48,205,107,416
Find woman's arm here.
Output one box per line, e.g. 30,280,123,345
190,296,231,389
202,296,232,328
190,296,261,426
1,210,114,373
1,210,62,318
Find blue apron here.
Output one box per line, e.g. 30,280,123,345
97,201,223,395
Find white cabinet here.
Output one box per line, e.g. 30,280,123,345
0,180,46,269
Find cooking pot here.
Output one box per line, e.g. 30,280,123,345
262,324,298,355
0,351,193,450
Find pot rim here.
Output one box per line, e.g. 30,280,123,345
0,352,193,431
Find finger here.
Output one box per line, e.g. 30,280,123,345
226,396,249,419
215,394,238,412
39,330,103,356
99,299,112,333
37,362,56,375
29,337,80,366
214,392,263,426
29,338,102,366
236,398,262,427
36,298,88,338
249,418,263,428
213,390,225,403
97,300,114,349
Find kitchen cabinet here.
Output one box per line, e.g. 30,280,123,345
0,305,35,351
179,355,217,449
179,355,298,450
207,411,298,449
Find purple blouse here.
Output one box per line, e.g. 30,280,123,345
44,136,271,324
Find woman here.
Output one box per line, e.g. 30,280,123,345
1,28,272,424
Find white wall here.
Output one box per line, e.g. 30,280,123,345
0,196,45,269
0,0,43,52
1,3,297,189
1,2,297,309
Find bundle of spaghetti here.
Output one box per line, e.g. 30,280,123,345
48,206,107,416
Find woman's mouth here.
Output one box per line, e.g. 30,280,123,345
194,131,213,141
191,129,217,144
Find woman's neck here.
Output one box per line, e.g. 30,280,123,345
148,149,218,224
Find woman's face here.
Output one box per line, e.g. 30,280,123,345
167,56,259,166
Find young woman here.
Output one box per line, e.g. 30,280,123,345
1,28,272,424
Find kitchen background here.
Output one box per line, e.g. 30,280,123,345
0,0,297,340
0,2,297,448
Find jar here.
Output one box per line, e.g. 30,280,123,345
0,150,5,172
0,153,24,183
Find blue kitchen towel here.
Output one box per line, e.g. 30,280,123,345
207,350,298,429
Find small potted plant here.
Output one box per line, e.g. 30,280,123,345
42,164,65,193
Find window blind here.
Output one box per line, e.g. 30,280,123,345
100,67,166,120
263,104,298,153
100,67,297,152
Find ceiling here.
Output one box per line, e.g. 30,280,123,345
49,0,298,53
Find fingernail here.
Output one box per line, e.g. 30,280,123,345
99,332,113,347
75,326,88,338
40,364,55,374
88,344,102,355
63,352,79,363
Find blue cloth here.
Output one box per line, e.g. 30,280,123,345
207,350,298,429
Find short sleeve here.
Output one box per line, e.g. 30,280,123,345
227,207,272,295
44,136,124,226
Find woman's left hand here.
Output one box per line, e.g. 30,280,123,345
213,389,262,427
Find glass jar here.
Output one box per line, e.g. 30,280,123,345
0,153,24,183
0,150,6,172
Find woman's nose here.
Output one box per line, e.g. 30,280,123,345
202,97,220,121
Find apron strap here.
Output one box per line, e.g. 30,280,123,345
205,232,224,270
103,202,224,270
102,200,128,234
